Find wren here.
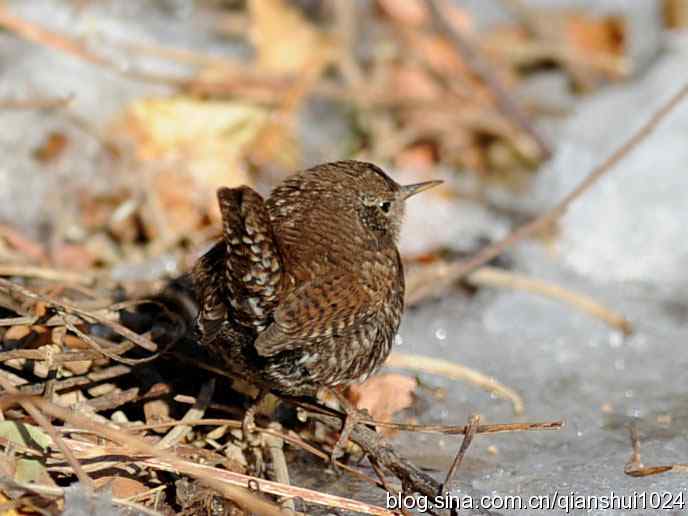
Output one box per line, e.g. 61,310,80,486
191,160,441,455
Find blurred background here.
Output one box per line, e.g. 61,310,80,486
1,0,687,513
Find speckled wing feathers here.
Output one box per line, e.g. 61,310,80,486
217,186,283,331
191,241,227,345
254,273,376,357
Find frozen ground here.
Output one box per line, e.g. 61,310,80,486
1,1,687,515
291,39,688,516
383,34,688,516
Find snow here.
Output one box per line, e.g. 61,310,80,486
2,1,687,514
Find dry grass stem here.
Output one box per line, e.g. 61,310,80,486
386,352,525,415
435,80,688,285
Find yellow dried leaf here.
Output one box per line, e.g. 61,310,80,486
249,0,324,73
117,97,269,223
125,97,267,164
94,477,148,498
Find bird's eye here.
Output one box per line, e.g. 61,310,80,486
379,201,392,213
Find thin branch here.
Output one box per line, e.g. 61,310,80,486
624,424,688,477
0,7,107,66
0,342,134,366
467,267,632,335
426,0,550,160
156,380,214,449
0,478,165,516
281,397,441,498
441,414,479,492
0,376,94,491
0,7,188,88
0,96,72,110
265,423,296,514
369,457,414,516
292,399,562,435
427,80,688,286
1,395,392,516
0,278,157,353
69,415,383,489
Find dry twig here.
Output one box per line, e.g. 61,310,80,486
0,278,157,353
0,96,72,110
624,424,688,477
156,380,214,449
0,376,94,491
265,423,296,514
0,395,393,515
442,414,480,492
427,81,688,289
0,478,164,516
386,352,525,415
426,0,550,160
407,263,633,335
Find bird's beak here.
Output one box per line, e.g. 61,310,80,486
400,180,443,200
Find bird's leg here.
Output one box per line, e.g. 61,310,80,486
242,388,268,442
329,387,363,469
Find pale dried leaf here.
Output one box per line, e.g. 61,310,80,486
249,0,324,73
347,373,417,423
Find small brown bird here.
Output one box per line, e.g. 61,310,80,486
191,160,441,457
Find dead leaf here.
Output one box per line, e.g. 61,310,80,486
0,492,19,516
245,0,334,171
3,325,51,349
62,360,92,376
143,394,172,435
249,0,324,74
347,373,417,434
665,0,688,28
94,476,148,498
0,421,53,486
565,13,625,61
115,97,266,225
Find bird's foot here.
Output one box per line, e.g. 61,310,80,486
329,388,362,472
242,389,267,446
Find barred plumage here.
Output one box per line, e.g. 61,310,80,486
191,160,441,396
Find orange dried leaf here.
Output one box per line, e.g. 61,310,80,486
565,13,625,59
347,373,417,424
95,477,149,499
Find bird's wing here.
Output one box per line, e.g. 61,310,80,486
218,186,283,330
254,273,378,357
